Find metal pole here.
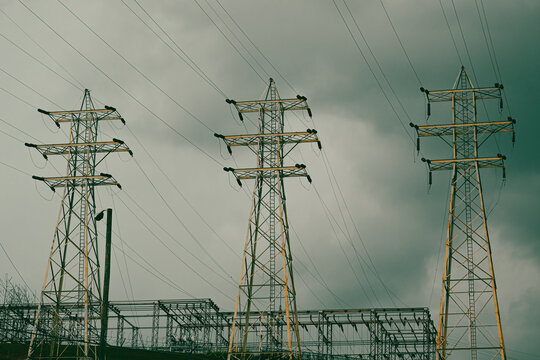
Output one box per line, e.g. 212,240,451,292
100,208,113,360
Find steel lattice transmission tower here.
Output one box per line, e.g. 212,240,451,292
25,89,132,359
215,78,320,360
410,67,514,360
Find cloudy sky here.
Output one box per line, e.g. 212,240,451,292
0,0,538,358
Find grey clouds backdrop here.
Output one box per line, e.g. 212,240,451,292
0,1,538,358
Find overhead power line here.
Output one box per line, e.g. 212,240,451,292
0,7,85,89
58,0,215,133
332,0,415,147
17,0,222,167
115,191,235,301
192,0,267,84
377,0,422,85
125,0,227,98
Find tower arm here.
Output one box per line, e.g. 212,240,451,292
25,139,133,159
38,106,125,126
214,130,321,155
32,173,121,190
410,119,515,137
223,165,311,185
421,155,506,172
225,95,312,120
421,86,502,102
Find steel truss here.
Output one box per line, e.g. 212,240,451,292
1,300,436,360
410,67,512,360
215,79,319,359
25,90,132,359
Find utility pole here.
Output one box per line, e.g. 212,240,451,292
99,208,113,360
26,90,132,359
410,67,513,360
215,78,320,360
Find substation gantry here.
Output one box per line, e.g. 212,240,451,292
215,78,320,360
25,89,132,359
410,67,514,360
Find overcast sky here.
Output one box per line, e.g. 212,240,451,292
0,1,538,358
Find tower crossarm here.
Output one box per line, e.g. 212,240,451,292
421,85,502,102
410,119,515,138
223,165,311,185
227,97,309,113
216,130,320,147
225,95,312,121
32,173,121,190
38,106,124,127
214,130,321,156
421,155,506,172
25,139,133,159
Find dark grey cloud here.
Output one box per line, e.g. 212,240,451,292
0,0,538,358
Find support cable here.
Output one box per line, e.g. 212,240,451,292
126,0,227,98
320,149,404,306
202,0,271,79
312,183,379,306
318,151,382,306
450,0,479,82
17,0,222,167
110,241,197,299
124,125,239,259
0,115,62,176
291,227,352,308
0,7,85,89
473,0,498,81
0,242,34,298
343,1,415,125
115,192,234,301
0,160,32,177
214,0,298,93
192,0,267,84
0,32,81,91
332,0,415,146
0,87,36,109
121,166,235,285
129,159,236,285
478,0,512,115
57,0,215,133
376,0,423,85
0,65,62,108
438,0,464,66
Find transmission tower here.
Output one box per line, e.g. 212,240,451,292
410,67,514,360
215,78,320,360
25,89,132,359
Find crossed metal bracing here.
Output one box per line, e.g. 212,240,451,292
1,300,436,360
25,89,132,359
216,79,320,360
410,67,512,360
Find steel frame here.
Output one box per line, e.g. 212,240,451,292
215,79,319,359
1,300,436,360
411,67,511,360
25,90,132,360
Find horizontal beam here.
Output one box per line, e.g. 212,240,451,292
39,106,116,115
225,96,312,119
38,106,125,127
214,130,321,151
32,173,121,190
223,165,311,185
25,139,133,158
410,119,515,137
421,86,502,102
422,155,505,172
